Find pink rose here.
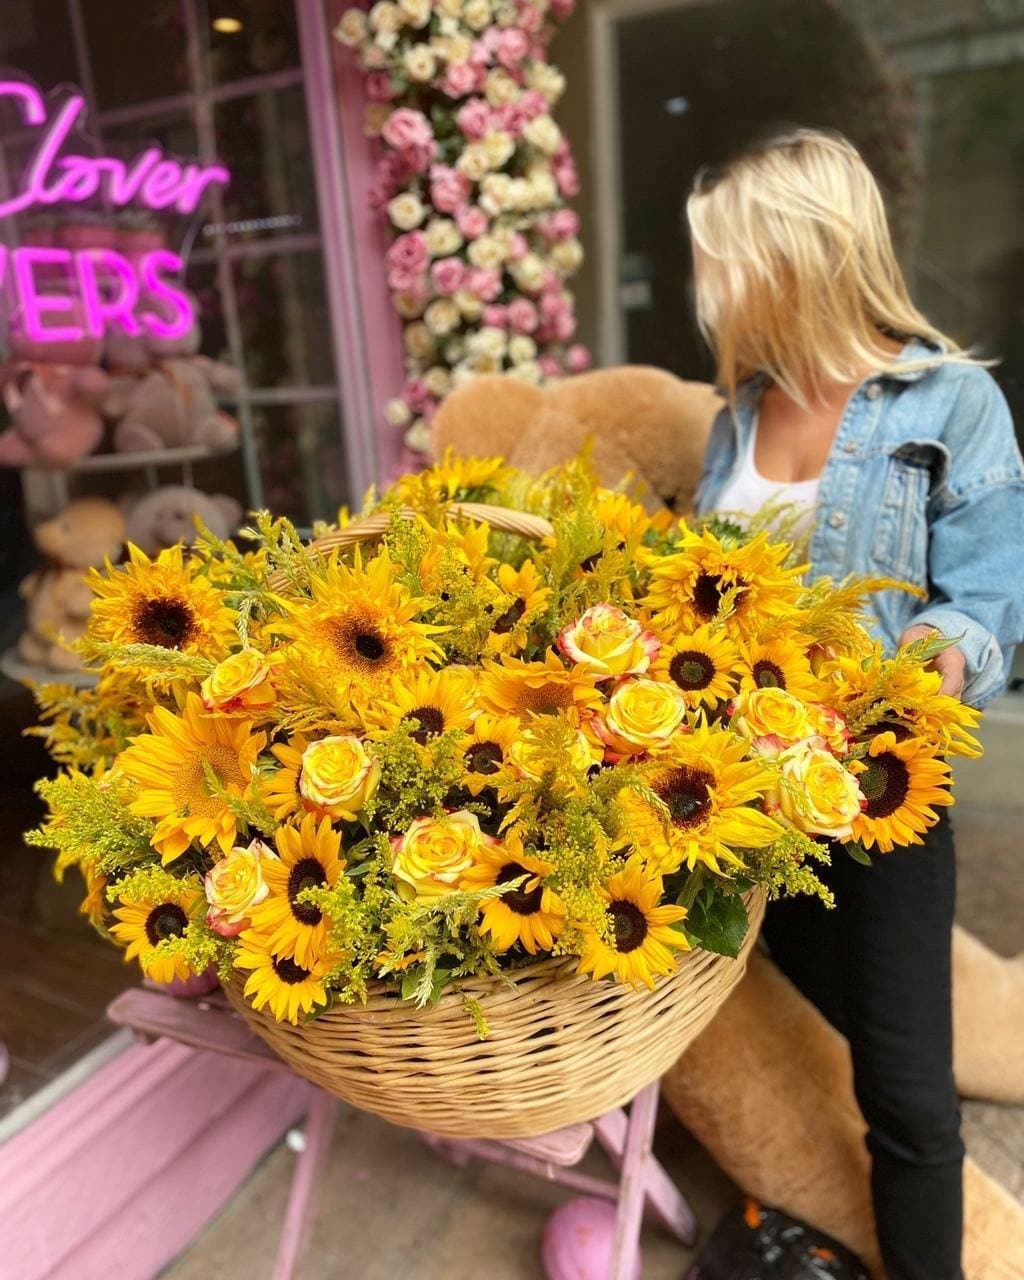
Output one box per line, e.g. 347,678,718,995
545,209,581,241
482,303,508,328
518,5,543,34
551,0,576,17
456,204,489,239
386,230,430,277
430,164,472,213
566,344,592,373
469,40,491,66
553,143,581,197
366,71,396,103
456,98,492,140
507,231,528,261
468,267,502,301
507,298,538,333
405,377,433,413
538,354,563,378
495,101,530,136
519,90,548,119
495,28,530,69
443,62,479,99
421,396,440,421
432,256,467,296
382,107,434,153
539,291,571,324
387,266,428,293
405,141,438,173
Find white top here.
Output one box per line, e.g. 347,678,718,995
715,414,820,538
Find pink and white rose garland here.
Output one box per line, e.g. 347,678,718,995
335,0,590,456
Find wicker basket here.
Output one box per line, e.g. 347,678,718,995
232,502,766,1138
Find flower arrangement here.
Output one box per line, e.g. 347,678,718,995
334,0,589,456
27,455,981,1027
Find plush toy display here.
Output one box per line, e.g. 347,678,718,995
431,366,722,513
103,297,241,454
18,497,125,672
434,366,1024,1273
0,310,108,467
121,484,243,555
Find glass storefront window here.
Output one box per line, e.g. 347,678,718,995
82,0,189,110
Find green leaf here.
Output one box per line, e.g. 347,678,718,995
682,888,749,959
843,840,873,866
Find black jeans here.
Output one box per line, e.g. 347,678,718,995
762,812,964,1280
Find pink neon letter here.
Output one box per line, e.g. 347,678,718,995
139,251,194,340
0,81,47,219
77,249,142,338
11,248,85,343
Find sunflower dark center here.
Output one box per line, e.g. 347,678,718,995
406,705,445,744
288,857,327,925
692,572,725,622
467,741,503,774
496,861,544,915
669,650,715,691
655,765,714,829
493,597,526,634
272,955,312,984
609,900,648,953
859,752,911,819
752,659,786,690
144,902,188,946
877,718,914,742
354,631,386,661
134,596,196,649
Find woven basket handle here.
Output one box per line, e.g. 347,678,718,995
267,501,553,590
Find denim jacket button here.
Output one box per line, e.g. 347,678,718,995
866,382,882,400
842,440,857,454
828,510,847,529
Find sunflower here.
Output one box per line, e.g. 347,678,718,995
461,835,565,953
86,543,236,662
652,626,739,709
418,517,495,590
641,525,803,641
367,666,477,743
851,731,953,853
576,856,689,990
461,713,521,793
394,450,513,503
479,650,602,719
117,693,266,863
234,930,335,1024
621,720,783,873
110,877,204,984
246,814,345,967
262,733,311,822
272,548,445,703
79,863,108,929
736,632,824,702
485,560,552,654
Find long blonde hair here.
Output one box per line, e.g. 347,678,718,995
686,128,973,406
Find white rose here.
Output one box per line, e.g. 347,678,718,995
467,235,506,271
399,0,432,27
393,289,427,319
403,45,437,82
456,145,491,182
507,359,542,384
361,44,389,69
482,131,516,170
425,217,463,257
551,238,584,275
424,366,453,397
523,114,562,155
375,29,399,52
485,69,519,107
527,167,557,205
404,419,433,453
387,192,426,231
526,62,566,104
404,321,436,359
385,398,413,427
469,326,507,359
436,0,464,23
444,336,467,362
463,0,492,30
432,32,472,60
479,174,513,216
508,334,537,364
467,352,503,374
510,252,545,293
509,177,535,211
424,298,461,336
334,9,368,45
368,1,404,31
454,290,484,320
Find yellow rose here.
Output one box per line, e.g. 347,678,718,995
775,742,864,840
205,839,273,937
391,811,491,899
806,703,852,755
557,604,660,680
299,736,380,822
200,649,276,717
730,687,815,757
363,102,393,136
596,678,687,756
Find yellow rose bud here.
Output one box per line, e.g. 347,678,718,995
205,839,274,937
299,736,380,823
557,603,660,680
730,687,815,757
391,810,491,900
200,649,276,717
596,678,687,756
775,742,864,840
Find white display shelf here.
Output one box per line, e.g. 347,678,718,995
24,442,239,476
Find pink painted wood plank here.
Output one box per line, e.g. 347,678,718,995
273,1091,341,1280
502,1121,595,1166
594,1101,697,1245
107,987,284,1070
609,1082,660,1280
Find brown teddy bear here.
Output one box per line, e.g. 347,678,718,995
430,366,722,512
120,485,243,555
431,366,1024,1271
18,497,125,672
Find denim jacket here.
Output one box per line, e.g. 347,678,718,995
694,341,1024,708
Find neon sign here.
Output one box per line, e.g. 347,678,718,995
1,76,231,344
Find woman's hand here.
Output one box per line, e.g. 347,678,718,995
899,624,967,698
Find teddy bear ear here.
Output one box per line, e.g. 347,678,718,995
430,375,544,463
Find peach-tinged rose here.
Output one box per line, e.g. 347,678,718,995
730,687,815,758
300,736,380,822
806,704,852,756
205,839,274,937
595,679,687,755
774,742,864,840
201,649,276,716
391,811,492,900
557,604,660,680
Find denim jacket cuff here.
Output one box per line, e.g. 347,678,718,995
908,606,1006,708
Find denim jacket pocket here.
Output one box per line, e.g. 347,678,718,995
869,442,944,584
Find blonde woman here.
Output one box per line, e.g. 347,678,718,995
688,129,1024,1280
